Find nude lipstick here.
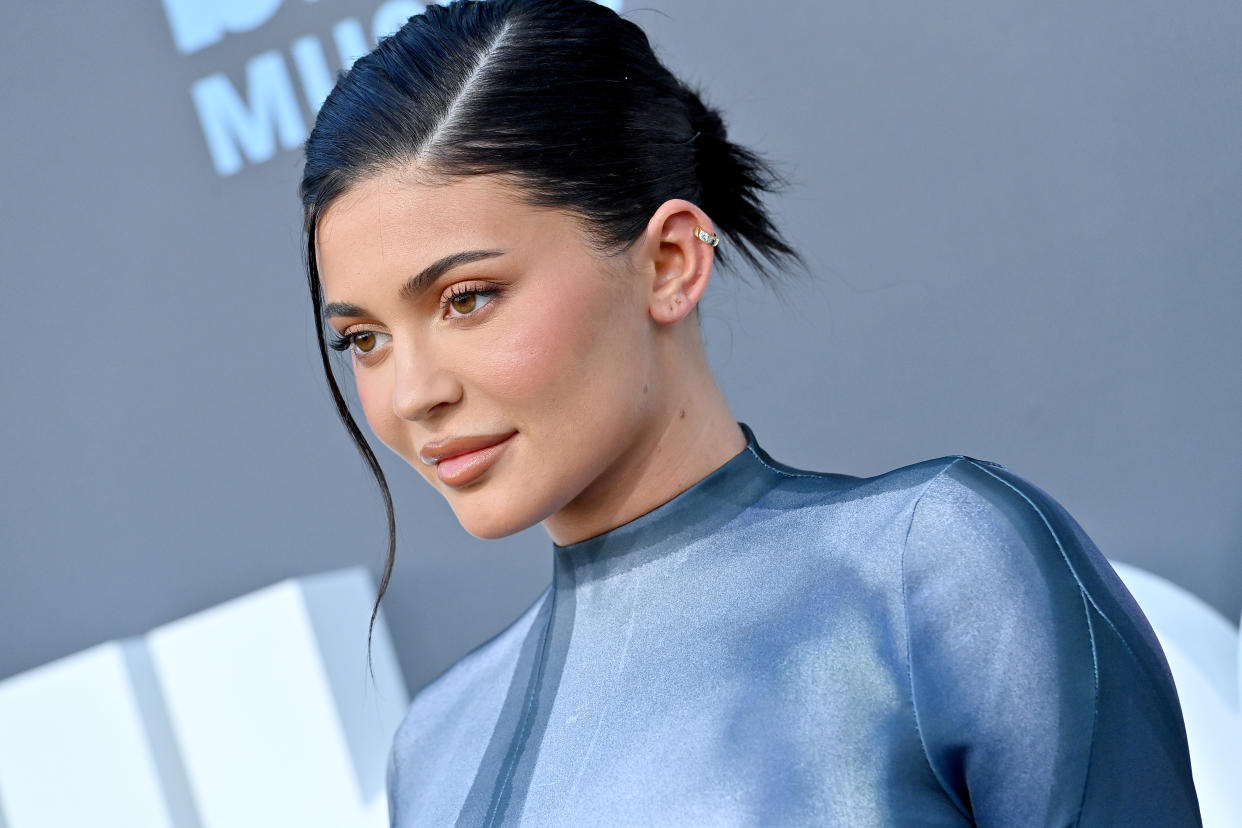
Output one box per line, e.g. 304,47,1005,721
419,431,516,488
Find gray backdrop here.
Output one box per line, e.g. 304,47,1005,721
2,0,1239,696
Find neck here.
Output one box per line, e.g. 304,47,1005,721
541,341,746,546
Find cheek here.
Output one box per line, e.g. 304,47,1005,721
353,367,411,457
483,277,643,418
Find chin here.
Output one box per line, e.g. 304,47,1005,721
434,452,578,540
448,494,544,540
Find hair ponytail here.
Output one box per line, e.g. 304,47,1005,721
678,82,803,278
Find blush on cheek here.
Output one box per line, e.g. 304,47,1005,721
485,315,571,405
354,371,409,458
485,271,621,406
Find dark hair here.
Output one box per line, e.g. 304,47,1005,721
299,0,804,665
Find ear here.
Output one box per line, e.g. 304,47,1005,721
638,199,717,325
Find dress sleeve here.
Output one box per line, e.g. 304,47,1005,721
901,457,1202,826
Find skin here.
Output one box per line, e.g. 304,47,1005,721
315,165,746,545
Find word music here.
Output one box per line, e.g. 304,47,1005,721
162,0,622,177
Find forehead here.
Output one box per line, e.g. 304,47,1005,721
317,169,562,271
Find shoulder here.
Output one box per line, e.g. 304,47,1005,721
899,453,1172,697
387,584,551,812
749,441,972,532
395,584,549,738
896,456,1198,823
900,454,1166,671
749,445,1136,618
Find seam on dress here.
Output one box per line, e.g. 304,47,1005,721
963,460,1111,826
900,455,972,820
1073,593,1102,827
962,461,1144,669
745,443,830,479
482,584,557,827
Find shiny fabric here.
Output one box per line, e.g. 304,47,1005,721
387,424,1201,826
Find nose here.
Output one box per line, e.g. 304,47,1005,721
391,343,462,422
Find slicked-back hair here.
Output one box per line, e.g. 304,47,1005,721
299,0,804,667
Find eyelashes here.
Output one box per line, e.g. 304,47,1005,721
326,284,502,358
328,330,390,356
443,285,499,318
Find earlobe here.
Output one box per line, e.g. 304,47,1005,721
645,199,716,325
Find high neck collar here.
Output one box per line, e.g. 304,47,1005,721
551,422,779,585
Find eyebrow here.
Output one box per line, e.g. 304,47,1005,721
324,248,507,319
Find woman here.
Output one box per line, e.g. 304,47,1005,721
300,0,1201,824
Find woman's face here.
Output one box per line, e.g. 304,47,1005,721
315,168,666,541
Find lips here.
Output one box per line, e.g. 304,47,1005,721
419,431,516,488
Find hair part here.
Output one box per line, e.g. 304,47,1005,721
299,0,805,672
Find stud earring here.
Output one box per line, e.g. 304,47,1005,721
694,226,720,247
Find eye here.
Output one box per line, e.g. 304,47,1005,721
349,331,383,355
328,330,391,359
444,286,499,318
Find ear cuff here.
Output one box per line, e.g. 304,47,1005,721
694,226,720,247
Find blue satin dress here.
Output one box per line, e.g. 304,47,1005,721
387,424,1201,826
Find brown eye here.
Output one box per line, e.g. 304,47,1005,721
353,332,377,353
450,293,478,314
444,288,498,318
